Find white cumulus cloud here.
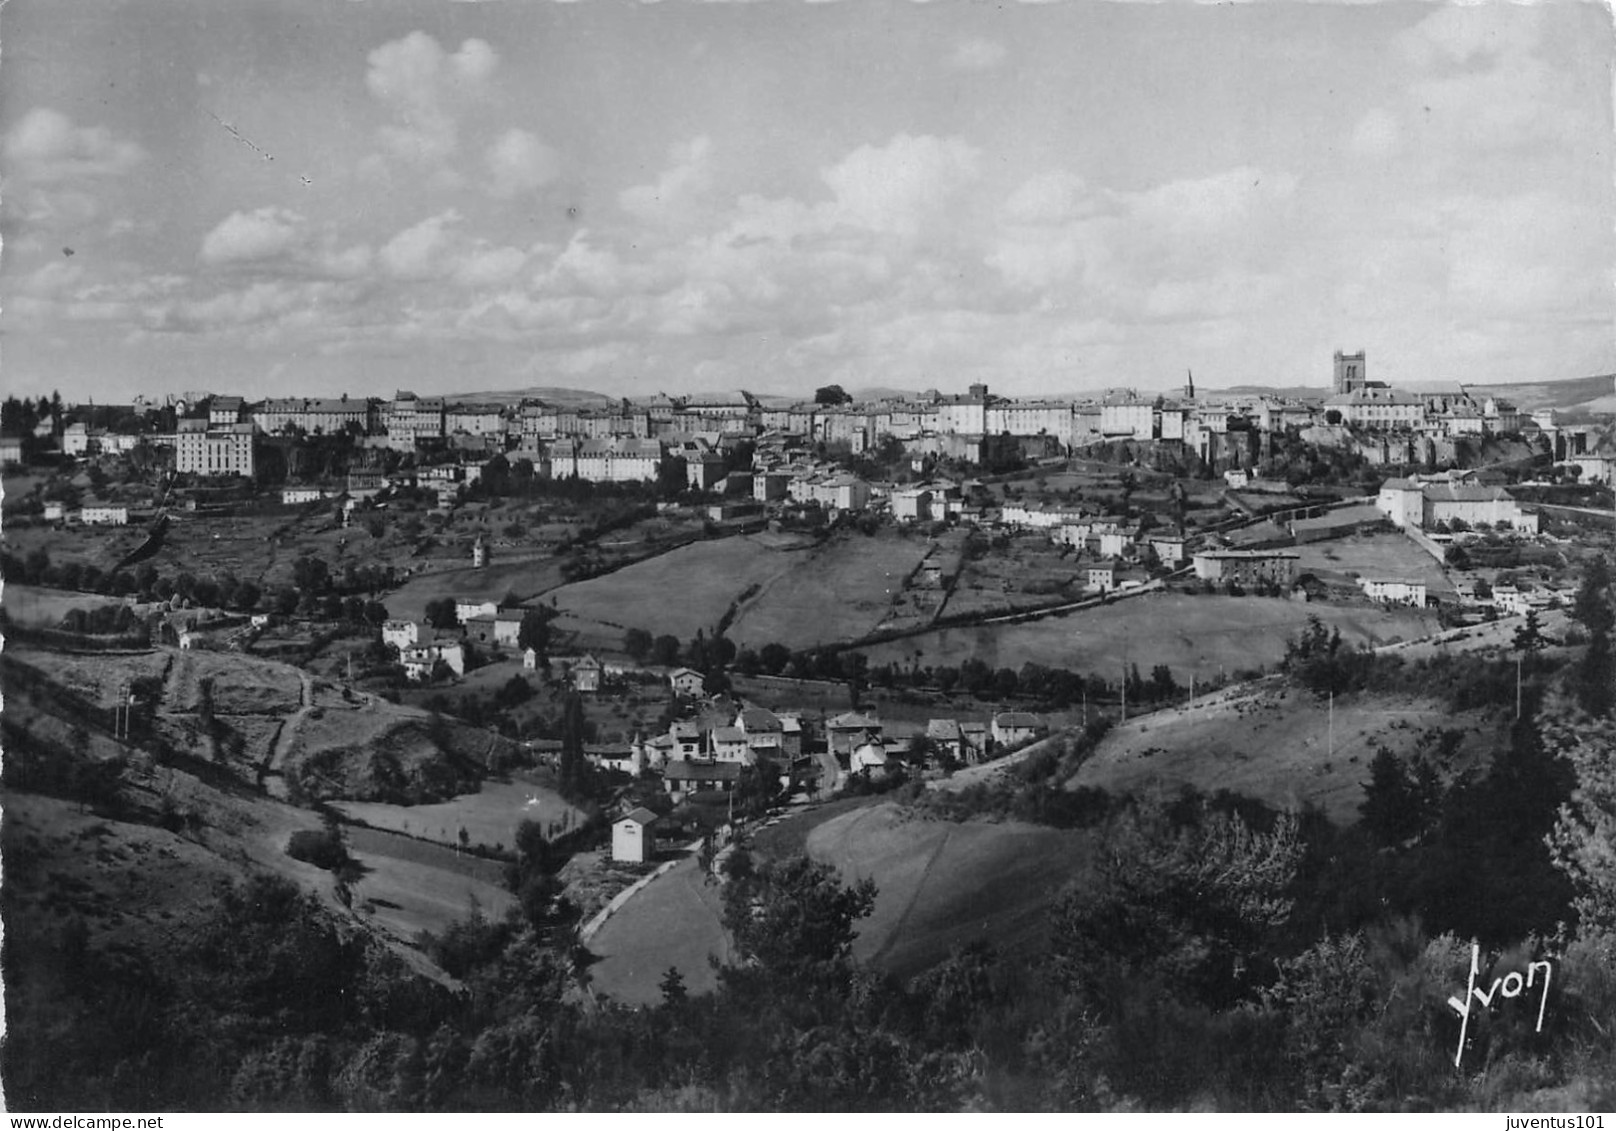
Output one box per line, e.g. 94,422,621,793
484,128,560,198
619,136,715,223
5,107,145,182
365,32,497,165
200,207,305,265
821,133,982,236
380,210,463,279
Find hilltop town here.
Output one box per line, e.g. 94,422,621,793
4,351,1612,808
3,354,1614,1110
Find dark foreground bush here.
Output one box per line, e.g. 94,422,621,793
286,828,348,871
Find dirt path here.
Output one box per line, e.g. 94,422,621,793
262,668,315,797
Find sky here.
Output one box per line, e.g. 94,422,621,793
2,0,1613,404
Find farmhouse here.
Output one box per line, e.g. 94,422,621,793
281,487,326,505
926,718,965,763
492,611,523,647
611,808,659,863
668,668,705,696
1361,578,1428,607
1491,586,1546,617
1192,549,1300,588
1146,535,1187,566
826,711,882,756
851,742,889,777
662,759,742,801
1098,528,1137,559
709,726,752,763
381,620,418,651
960,722,990,763
589,743,642,776
0,436,24,466
890,487,934,523
571,655,603,692
63,422,91,456
1087,559,1120,593
737,707,785,758
991,711,1043,748
668,720,704,761
455,599,499,624
402,641,465,680
777,713,804,758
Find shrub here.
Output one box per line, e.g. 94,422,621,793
287,828,349,872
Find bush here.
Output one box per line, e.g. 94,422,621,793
287,828,349,872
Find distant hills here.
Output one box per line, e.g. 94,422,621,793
1467,373,1616,416
451,386,620,408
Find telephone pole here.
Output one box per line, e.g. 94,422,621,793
1516,654,1523,721
1328,691,1334,759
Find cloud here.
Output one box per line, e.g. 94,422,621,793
4,107,145,182
453,244,528,288
196,207,373,278
200,207,305,265
484,128,560,198
1436,192,1611,317
987,164,1300,319
380,210,463,278
948,38,1007,71
821,133,982,236
20,261,85,297
365,32,497,165
619,135,715,223
1379,5,1583,156
1393,4,1541,69
1004,171,1093,225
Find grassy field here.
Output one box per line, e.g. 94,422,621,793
343,825,516,944
806,802,1094,979
944,534,1081,618
725,530,936,649
586,854,730,1006
166,650,305,714
858,593,1440,684
0,583,129,628
546,535,808,642
384,558,564,625
1067,679,1503,822
8,649,172,709
334,771,584,855
1295,532,1455,598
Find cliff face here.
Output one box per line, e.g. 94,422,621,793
1300,428,1546,471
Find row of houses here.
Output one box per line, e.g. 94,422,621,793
595,706,1046,787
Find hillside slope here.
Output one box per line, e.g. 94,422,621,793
805,802,1094,979
1066,677,1504,822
